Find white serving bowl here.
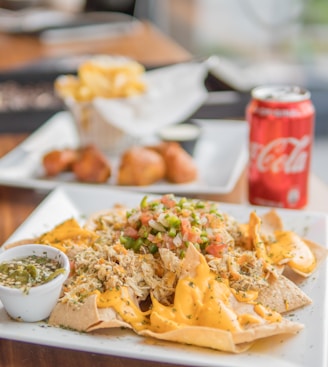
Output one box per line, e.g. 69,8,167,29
0,244,70,322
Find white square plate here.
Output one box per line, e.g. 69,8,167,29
0,112,248,194
1,185,327,367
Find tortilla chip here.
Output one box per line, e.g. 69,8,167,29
281,238,328,284
140,326,252,353
260,210,284,240
87,307,132,332
236,210,283,249
84,206,127,232
48,294,131,332
232,318,303,344
141,317,302,353
303,239,328,273
256,275,312,313
248,212,284,277
180,239,201,278
84,209,117,231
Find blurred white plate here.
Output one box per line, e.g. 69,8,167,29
0,111,248,194
1,185,327,367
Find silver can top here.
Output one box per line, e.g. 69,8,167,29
252,85,310,102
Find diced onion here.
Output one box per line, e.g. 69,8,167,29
149,219,166,232
173,233,182,247
157,213,169,228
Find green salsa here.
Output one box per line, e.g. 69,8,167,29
0,254,65,294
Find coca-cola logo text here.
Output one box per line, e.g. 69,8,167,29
255,107,301,117
250,135,311,174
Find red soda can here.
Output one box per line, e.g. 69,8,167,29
247,85,315,209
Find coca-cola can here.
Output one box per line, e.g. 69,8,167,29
246,85,315,209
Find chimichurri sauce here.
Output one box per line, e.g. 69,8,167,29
0,254,65,294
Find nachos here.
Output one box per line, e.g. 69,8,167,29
5,194,327,353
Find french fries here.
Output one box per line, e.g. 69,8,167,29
55,56,147,101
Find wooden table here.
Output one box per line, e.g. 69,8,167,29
0,21,190,71
0,19,327,367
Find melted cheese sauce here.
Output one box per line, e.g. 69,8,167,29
249,213,271,264
92,248,283,334
95,287,150,331
149,252,283,333
248,212,316,276
268,231,316,274
231,289,259,303
39,218,98,252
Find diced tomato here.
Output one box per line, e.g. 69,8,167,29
188,228,202,243
205,243,227,258
140,212,153,225
180,218,191,235
147,233,161,244
124,226,139,239
161,195,176,209
180,218,201,243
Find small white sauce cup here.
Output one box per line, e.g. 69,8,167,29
157,122,201,156
0,244,70,322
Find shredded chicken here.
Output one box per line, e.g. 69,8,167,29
62,237,182,306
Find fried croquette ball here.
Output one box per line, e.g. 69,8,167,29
43,148,79,177
72,145,111,183
117,146,165,186
157,142,198,183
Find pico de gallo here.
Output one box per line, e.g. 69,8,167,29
119,194,234,258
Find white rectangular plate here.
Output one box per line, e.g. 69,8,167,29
0,112,248,194
1,185,328,367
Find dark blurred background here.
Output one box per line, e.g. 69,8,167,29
0,0,327,137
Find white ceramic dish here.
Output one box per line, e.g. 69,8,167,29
0,112,248,194
1,185,327,367
0,244,70,322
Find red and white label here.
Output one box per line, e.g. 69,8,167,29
250,135,311,174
